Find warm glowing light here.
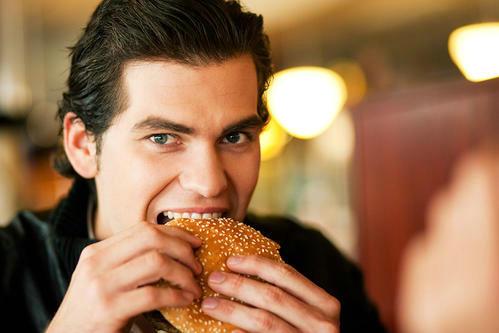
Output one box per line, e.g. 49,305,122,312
260,118,289,161
448,22,499,82
266,67,347,139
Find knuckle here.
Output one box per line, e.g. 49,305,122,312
175,241,192,258
142,223,163,240
316,320,339,333
172,263,193,283
76,257,96,277
229,273,245,292
145,251,167,270
218,299,236,315
159,258,182,280
323,298,341,317
182,266,196,281
277,263,298,280
168,290,187,304
142,287,162,305
98,295,113,313
247,254,260,262
80,244,99,261
262,285,286,305
251,254,266,266
254,310,276,331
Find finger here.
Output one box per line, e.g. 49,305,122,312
104,250,202,297
114,285,195,322
201,297,299,333
81,223,202,275
226,255,340,318
80,222,201,261
207,271,337,332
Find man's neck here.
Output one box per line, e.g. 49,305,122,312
92,207,113,240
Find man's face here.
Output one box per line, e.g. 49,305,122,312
93,55,262,239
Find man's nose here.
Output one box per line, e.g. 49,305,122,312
178,147,228,198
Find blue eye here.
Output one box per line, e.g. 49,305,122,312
149,134,175,145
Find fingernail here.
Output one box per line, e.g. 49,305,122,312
209,271,226,283
227,256,243,266
202,297,219,310
196,261,203,274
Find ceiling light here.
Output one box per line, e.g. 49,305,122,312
448,22,499,82
266,67,347,139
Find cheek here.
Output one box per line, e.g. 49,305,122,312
226,148,260,200
96,144,179,231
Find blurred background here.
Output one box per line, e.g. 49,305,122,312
1,0,498,332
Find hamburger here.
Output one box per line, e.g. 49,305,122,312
145,217,283,333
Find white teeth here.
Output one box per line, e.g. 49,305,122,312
162,211,224,219
202,212,222,219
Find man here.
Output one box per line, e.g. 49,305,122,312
0,1,386,332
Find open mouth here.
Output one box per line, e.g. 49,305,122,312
156,211,226,225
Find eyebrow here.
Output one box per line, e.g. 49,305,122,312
132,117,194,134
222,115,264,134
132,114,264,135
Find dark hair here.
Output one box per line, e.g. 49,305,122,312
53,0,272,178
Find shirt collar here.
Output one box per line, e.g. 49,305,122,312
48,177,97,283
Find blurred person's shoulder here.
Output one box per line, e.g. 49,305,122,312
0,209,53,295
0,208,52,254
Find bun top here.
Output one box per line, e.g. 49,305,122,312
159,217,283,333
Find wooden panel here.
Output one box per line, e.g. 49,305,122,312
352,78,499,332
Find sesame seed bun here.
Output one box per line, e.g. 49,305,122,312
158,217,283,333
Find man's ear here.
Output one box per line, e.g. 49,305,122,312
63,112,98,179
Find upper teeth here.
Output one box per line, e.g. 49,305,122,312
163,211,223,219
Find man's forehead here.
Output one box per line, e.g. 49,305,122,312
114,56,259,131
121,56,257,107
122,56,257,88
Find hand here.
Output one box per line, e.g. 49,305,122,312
46,221,203,333
398,150,499,333
201,255,340,333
